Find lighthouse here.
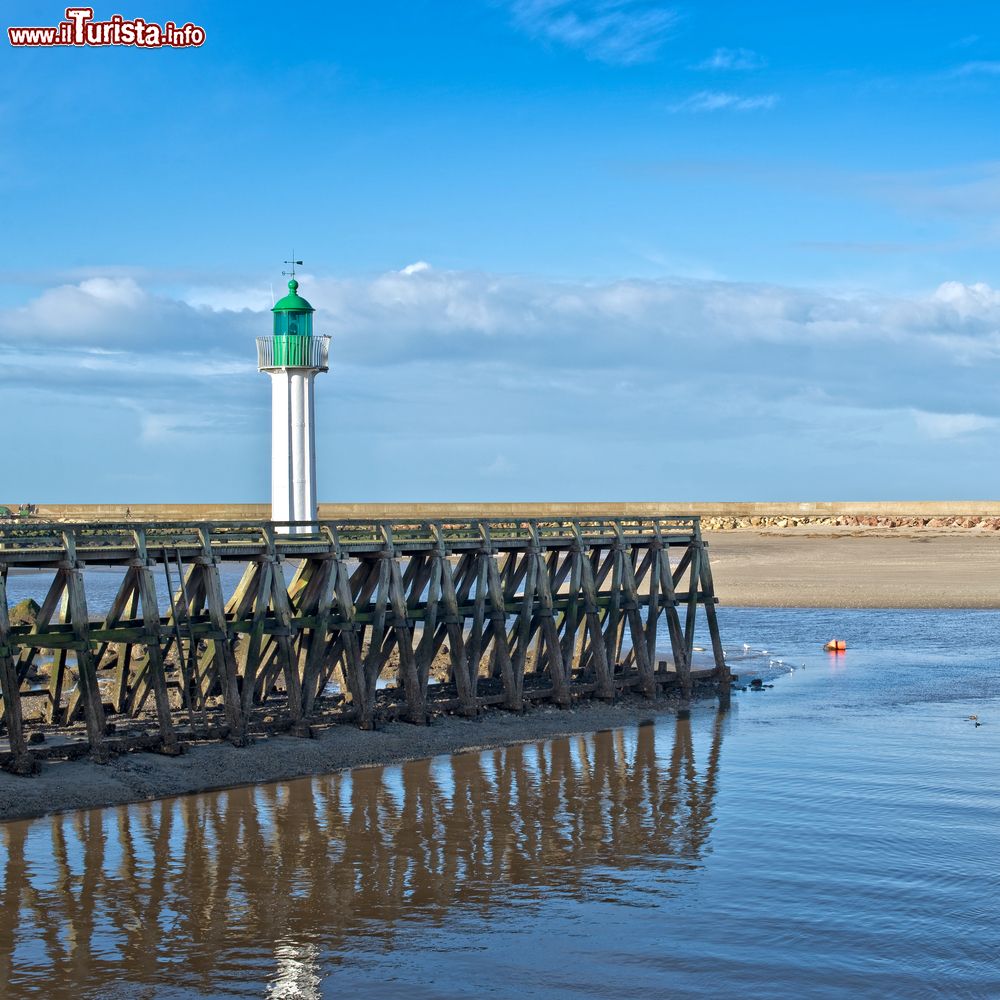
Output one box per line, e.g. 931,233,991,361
257,265,329,532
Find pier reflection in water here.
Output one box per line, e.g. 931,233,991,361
0,713,723,998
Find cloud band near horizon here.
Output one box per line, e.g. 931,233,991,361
3,264,1000,502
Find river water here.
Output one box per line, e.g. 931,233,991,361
1,606,998,998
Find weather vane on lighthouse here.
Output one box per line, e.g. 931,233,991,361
257,258,330,533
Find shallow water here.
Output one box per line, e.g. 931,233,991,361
5,564,252,619
1,607,998,998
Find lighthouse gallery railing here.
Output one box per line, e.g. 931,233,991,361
256,335,330,370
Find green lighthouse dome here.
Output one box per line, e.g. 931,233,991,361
272,278,315,315
272,278,315,338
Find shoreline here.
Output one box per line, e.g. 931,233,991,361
705,529,1000,608
0,692,714,824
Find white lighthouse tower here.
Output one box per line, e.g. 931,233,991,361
257,263,329,532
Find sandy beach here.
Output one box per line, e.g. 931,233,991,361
706,527,1000,608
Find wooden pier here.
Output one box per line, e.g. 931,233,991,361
0,516,729,771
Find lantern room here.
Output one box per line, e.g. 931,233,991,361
272,278,314,337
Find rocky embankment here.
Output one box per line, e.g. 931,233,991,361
702,514,1000,531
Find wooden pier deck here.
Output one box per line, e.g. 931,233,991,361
0,517,729,771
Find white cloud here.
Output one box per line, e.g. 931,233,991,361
505,0,678,65
400,261,432,275
694,47,766,71
0,276,259,348
17,277,147,337
9,271,1000,369
931,280,1000,317
668,90,778,113
949,60,1000,77
910,409,1000,440
182,284,272,312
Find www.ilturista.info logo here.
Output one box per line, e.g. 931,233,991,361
8,7,205,48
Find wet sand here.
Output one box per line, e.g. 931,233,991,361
0,694,698,822
706,528,1000,608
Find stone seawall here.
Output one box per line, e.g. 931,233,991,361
16,501,1000,525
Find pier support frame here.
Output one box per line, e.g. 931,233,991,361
0,516,728,767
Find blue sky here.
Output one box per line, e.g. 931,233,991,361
3,1,1000,502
